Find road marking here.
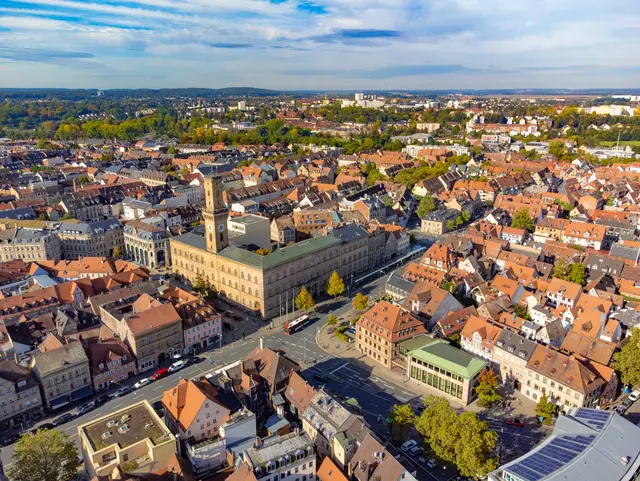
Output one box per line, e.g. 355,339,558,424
329,361,349,374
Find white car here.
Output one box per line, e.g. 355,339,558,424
134,378,151,389
169,360,187,373
400,440,418,453
629,390,640,402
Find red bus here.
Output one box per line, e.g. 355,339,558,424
284,314,310,335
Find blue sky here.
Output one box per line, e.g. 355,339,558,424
0,0,639,89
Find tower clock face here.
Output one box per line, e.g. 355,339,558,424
208,224,213,232
218,224,225,233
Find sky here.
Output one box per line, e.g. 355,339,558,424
0,0,639,90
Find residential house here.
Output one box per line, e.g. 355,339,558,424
30,336,93,410
0,359,43,428
460,316,502,364
562,222,606,251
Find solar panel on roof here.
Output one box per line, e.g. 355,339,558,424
552,439,587,453
539,445,576,463
522,456,559,475
510,464,544,481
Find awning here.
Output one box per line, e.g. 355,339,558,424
70,385,94,401
49,395,69,409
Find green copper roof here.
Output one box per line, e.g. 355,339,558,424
401,337,486,379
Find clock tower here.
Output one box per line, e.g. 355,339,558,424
203,174,229,253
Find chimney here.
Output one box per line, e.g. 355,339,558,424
259,337,263,350
73,179,77,192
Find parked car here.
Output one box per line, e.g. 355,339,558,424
151,400,164,415
95,394,109,406
418,455,428,464
186,356,204,366
110,386,132,399
134,378,152,389
1,434,20,447
30,422,54,435
400,440,418,452
505,418,525,428
408,446,422,457
152,368,169,380
629,390,640,402
75,401,95,416
169,359,187,373
52,413,74,427
426,458,437,469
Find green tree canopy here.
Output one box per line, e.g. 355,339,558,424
8,429,81,481
327,314,338,326
112,246,124,260
446,220,456,231
389,403,415,444
612,328,640,386
461,209,471,222
326,270,345,297
415,396,498,478
352,292,369,310
295,286,315,311
536,394,557,424
553,258,571,280
417,196,437,218
511,208,534,232
193,274,209,296
568,263,587,286
475,369,502,408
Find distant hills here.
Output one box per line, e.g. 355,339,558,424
0,87,281,100
1,87,640,101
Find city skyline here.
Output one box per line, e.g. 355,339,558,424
0,0,639,89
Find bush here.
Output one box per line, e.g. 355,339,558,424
335,326,349,343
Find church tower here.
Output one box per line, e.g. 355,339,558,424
203,174,229,253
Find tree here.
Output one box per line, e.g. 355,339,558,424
8,428,81,481
548,140,567,158
37,213,49,221
536,394,557,424
326,270,345,298
514,303,531,320
256,248,271,256
568,263,587,286
193,274,209,296
167,145,176,154
388,403,415,444
112,246,124,260
461,209,471,222
511,208,534,232
77,175,90,185
352,292,369,310
327,314,338,326
440,280,456,293
475,369,502,408
415,395,498,478
60,212,74,221
295,286,315,311
552,258,571,280
446,220,456,231
612,328,640,386
417,196,437,218
448,332,461,348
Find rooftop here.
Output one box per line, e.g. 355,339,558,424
244,431,314,469
82,402,172,452
403,337,486,379
490,408,640,481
